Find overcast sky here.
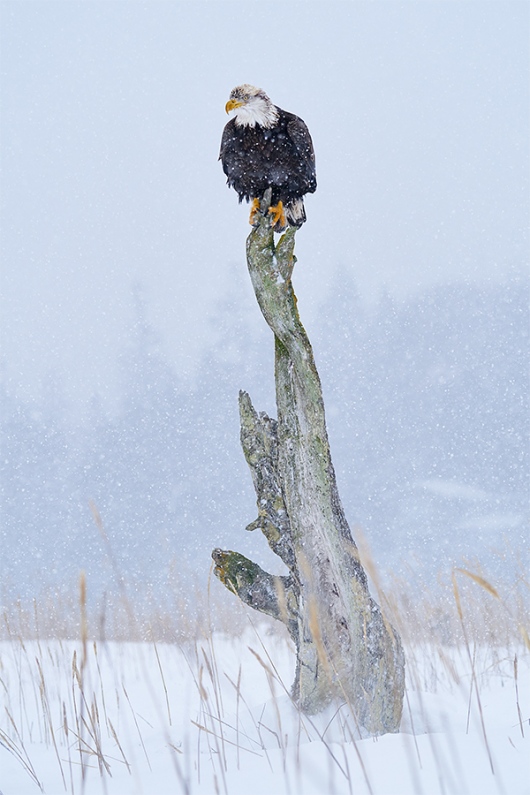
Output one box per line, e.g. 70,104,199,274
1,2,528,413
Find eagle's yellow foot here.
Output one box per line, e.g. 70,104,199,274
268,201,287,231
249,198,261,226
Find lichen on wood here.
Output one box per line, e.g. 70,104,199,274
212,190,405,734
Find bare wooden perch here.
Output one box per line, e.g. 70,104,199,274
212,190,405,733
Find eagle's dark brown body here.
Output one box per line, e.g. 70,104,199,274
220,106,316,229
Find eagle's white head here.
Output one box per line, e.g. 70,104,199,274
225,84,279,129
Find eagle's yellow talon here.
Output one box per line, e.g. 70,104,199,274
249,198,260,226
268,201,286,230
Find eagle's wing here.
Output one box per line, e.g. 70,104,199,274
287,115,317,193
219,119,235,166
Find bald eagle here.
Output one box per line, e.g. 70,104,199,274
220,85,316,233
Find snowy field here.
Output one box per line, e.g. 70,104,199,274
1,615,528,795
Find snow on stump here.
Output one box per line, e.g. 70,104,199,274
212,191,405,734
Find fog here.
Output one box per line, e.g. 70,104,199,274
1,3,528,607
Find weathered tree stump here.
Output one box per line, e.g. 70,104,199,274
212,192,405,734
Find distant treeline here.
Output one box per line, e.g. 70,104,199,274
1,277,528,605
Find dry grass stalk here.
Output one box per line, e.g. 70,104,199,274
452,568,495,775
513,655,525,739
455,568,500,599
1,715,43,791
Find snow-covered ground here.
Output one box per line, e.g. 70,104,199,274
1,627,528,795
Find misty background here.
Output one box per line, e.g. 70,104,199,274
1,3,528,611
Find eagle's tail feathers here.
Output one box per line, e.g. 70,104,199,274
285,198,306,229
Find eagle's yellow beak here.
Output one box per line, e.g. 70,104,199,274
225,98,244,114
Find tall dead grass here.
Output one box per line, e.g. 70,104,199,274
0,558,528,795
